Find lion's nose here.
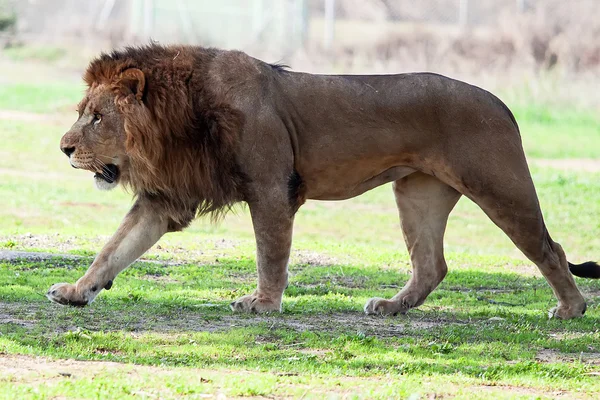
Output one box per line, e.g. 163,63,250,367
61,146,75,157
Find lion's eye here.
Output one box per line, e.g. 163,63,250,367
92,113,102,125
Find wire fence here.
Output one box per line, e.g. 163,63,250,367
1,0,599,78
1,0,546,52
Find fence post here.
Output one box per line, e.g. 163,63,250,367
324,0,335,49
143,0,154,39
96,0,116,31
458,0,468,26
176,0,195,43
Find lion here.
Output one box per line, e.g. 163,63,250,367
47,44,600,319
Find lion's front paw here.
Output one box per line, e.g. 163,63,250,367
47,283,89,307
364,297,406,316
230,293,282,313
548,302,587,319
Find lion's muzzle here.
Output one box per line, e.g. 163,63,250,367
61,146,76,157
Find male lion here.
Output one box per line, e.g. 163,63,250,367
48,44,600,319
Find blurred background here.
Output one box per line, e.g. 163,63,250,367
2,0,600,106
0,0,599,266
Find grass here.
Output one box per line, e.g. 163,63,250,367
512,104,600,159
2,46,67,63
0,82,84,114
0,58,599,398
2,114,599,261
1,257,600,398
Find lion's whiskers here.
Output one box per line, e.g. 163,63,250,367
96,154,115,162
92,160,112,181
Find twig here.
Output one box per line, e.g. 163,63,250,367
476,296,523,307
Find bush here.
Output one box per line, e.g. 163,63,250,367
0,1,16,32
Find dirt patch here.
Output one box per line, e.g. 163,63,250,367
0,249,84,263
0,354,222,398
531,158,600,173
548,331,596,341
0,354,589,399
0,236,103,256
0,246,345,271
0,247,181,266
293,276,369,289
263,313,437,337
291,250,340,267
0,239,252,265
477,384,570,398
0,312,36,328
0,300,457,338
583,289,600,298
0,354,129,380
168,310,453,337
536,349,600,365
139,274,181,284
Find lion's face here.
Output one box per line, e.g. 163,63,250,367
60,85,128,190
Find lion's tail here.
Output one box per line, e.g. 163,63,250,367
569,261,600,279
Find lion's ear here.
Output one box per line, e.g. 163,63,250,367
116,68,145,102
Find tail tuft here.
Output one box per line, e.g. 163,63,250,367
569,261,600,279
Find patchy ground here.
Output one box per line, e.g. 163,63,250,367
0,299,454,337
4,354,588,400
535,349,600,365
1,252,600,399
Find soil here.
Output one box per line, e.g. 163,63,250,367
0,299,451,338
1,250,597,398
0,244,340,268
0,353,591,398
536,349,600,365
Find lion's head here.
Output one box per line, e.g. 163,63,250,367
60,45,247,226
60,69,144,190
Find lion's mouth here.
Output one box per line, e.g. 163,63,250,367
94,164,120,183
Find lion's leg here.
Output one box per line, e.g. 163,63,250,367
230,197,294,313
365,172,461,315
465,182,586,319
47,198,168,306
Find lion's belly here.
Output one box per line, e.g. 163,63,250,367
295,132,420,201
303,164,416,201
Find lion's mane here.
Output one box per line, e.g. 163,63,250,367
83,44,246,228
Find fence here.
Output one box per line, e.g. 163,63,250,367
3,0,546,51
5,0,308,55
2,0,598,78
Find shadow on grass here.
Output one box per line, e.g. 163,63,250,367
1,256,599,384
1,255,598,332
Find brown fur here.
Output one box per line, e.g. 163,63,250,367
50,43,600,320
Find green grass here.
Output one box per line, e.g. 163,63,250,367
0,82,84,113
2,45,67,63
1,61,600,398
512,104,600,159
1,257,600,398
2,122,599,262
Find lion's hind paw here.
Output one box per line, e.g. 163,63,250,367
364,297,407,316
548,302,587,319
230,293,282,313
